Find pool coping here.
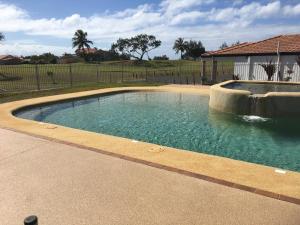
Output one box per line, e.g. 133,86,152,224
0,85,299,205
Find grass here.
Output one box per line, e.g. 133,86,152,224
0,82,162,104
0,60,234,93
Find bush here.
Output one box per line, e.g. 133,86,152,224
79,49,130,62
153,55,169,60
259,60,276,81
24,53,59,64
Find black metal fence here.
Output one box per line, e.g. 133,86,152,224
0,61,213,93
0,60,250,93
1,60,298,94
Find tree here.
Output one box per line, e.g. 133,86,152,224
259,59,276,81
81,49,130,62
111,34,161,61
173,38,187,59
231,41,240,46
183,40,205,60
72,30,93,54
153,55,169,60
0,32,5,42
219,41,240,50
25,53,58,64
219,42,228,50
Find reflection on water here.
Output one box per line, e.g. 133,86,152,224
16,91,300,172
241,115,269,123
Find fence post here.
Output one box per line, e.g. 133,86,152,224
172,72,175,83
145,66,148,82
193,73,196,85
35,64,41,90
201,60,206,84
211,59,217,84
121,62,124,83
96,64,100,83
69,64,73,87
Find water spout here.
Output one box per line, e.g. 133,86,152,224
249,95,260,115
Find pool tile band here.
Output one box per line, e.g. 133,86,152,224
3,126,300,206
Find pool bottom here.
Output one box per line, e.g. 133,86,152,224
15,91,300,172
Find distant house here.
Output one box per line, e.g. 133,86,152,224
58,54,84,64
202,34,300,82
75,48,98,55
0,55,22,65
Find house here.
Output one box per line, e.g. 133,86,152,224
75,48,98,55
58,54,84,64
201,34,300,82
0,55,23,65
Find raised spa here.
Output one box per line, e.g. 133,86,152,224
209,80,300,117
15,91,300,172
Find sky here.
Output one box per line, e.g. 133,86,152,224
0,0,300,58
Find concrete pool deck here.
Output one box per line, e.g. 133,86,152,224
0,85,299,205
1,128,300,225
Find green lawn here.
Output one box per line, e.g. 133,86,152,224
0,82,162,104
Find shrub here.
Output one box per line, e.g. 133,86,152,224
259,60,276,81
153,55,169,60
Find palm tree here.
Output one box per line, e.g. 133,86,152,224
173,37,186,59
72,30,93,54
0,32,5,42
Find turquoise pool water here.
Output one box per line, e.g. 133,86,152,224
15,91,300,172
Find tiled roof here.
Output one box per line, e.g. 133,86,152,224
202,34,300,57
0,55,22,61
76,48,98,54
0,55,16,60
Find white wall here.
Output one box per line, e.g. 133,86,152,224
213,55,300,82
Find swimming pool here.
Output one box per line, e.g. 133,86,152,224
15,91,300,172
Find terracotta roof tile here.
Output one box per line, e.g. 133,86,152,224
202,34,300,57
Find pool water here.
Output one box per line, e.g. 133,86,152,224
15,91,300,172
223,82,300,94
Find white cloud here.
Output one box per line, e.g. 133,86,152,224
232,0,244,6
0,0,299,57
0,42,71,56
170,11,206,25
283,3,300,16
208,1,281,24
160,0,214,16
255,1,281,18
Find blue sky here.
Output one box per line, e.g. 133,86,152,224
1,0,300,58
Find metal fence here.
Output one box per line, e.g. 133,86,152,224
1,60,299,93
0,61,204,93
